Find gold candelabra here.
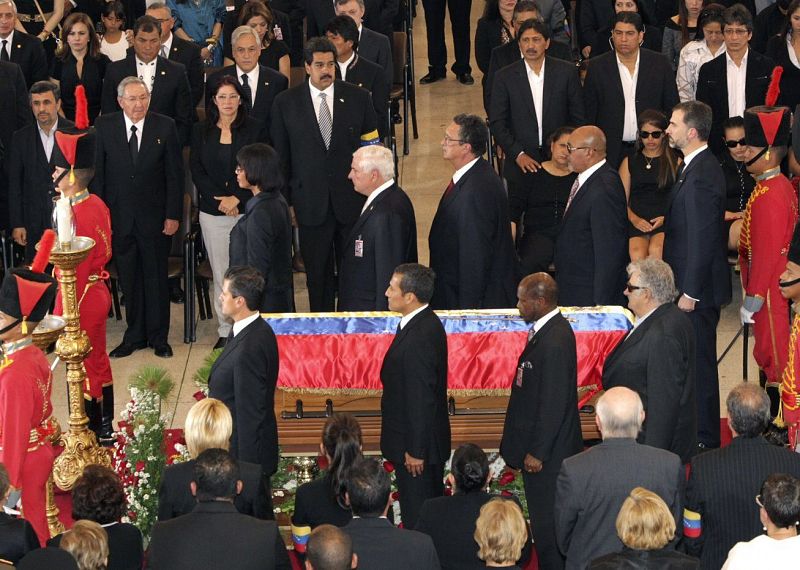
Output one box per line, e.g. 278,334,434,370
44,236,111,492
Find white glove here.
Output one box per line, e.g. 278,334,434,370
740,306,755,325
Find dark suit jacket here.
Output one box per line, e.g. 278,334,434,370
483,39,573,113
337,183,417,311
206,65,289,135
357,26,393,87
337,54,389,139
380,307,450,465
165,36,204,111
189,118,267,217
415,492,532,570
428,158,516,310
146,501,290,570
8,117,74,242
343,517,440,570
270,79,378,226
229,190,294,312
305,0,399,48
6,30,47,87
602,303,697,463
684,436,800,569
208,317,280,477
555,438,684,570
695,50,775,155
553,162,628,307
490,57,585,176
501,312,583,469
590,547,699,569
101,54,193,145
578,0,615,50
157,458,271,521
0,513,39,565
663,148,732,309
92,112,184,238
49,523,143,570
767,35,800,111
583,49,680,166
0,60,32,155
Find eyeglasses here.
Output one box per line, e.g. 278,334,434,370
639,130,663,139
755,495,764,508
725,138,746,148
566,143,594,153
215,94,241,101
625,282,646,293
443,134,465,145
724,27,749,36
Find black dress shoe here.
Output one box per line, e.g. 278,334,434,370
153,343,173,358
169,286,185,304
213,337,228,350
109,341,147,359
457,73,474,85
420,71,445,84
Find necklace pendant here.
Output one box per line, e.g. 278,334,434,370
645,163,651,169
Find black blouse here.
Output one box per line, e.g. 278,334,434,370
50,52,110,123
291,473,352,529
259,40,289,72
719,153,755,213
766,35,800,112
509,167,577,237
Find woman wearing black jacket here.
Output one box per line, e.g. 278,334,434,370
190,75,267,349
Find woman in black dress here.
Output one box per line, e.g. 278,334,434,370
416,444,531,570
191,75,266,347
230,141,294,312
766,0,800,112
509,126,577,276
718,116,755,252
50,12,109,123
223,0,290,78
47,465,143,570
291,414,362,553
619,110,679,260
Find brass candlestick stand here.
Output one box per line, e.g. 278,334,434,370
45,236,111,491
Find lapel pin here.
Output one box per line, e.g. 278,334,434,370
16,44,21,49
339,98,344,103
160,71,165,75
157,138,161,144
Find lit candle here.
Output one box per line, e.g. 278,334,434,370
56,195,73,245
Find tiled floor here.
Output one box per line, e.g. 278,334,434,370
48,4,752,434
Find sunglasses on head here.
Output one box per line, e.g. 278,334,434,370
725,138,746,148
639,130,663,139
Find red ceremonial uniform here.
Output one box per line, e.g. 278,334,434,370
53,191,113,399
781,313,800,435
0,340,56,545
739,173,799,382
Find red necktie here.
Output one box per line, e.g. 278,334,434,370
443,179,455,199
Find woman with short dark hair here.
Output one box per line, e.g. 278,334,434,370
47,466,142,570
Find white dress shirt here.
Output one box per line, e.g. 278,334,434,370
577,158,607,187
237,64,260,107
676,39,726,102
452,157,480,184
136,56,157,91
338,52,355,81
682,143,708,169
787,33,800,69
616,52,640,142
309,82,335,123
361,178,394,214
726,50,748,119
0,30,15,58
400,304,429,329
525,58,545,145
232,312,260,336
160,32,174,59
532,307,560,334
123,115,145,151
38,121,57,162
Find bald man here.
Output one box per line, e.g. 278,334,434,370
553,126,628,307
555,387,683,569
306,525,357,570
500,273,582,570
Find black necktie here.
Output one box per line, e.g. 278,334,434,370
240,74,253,110
676,162,685,181
0,40,8,62
129,125,139,165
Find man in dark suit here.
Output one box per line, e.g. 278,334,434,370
428,114,516,310
208,266,280,488
578,0,615,58
343,457,440,569
334,0,393,88
583,11,680,167
93,76,183,359
696,4,775,155
8,81,72,261
0,2,47,88
664,100,732,450
500,273,583,570
338,145,416,311
0,58,32,232
554,387,684,569
146,3,204,113
207,26,288,135
602,259,697,464
305,525,357,570
270,37,378,312
307,0,398,44
490,19,584,201
101,15,193,145
483,1,573,114
147,449,291,570
554,125,628,306
683,383,800,569
380,264,450,529
326,15,389,140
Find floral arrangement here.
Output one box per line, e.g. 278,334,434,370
112,366,175,541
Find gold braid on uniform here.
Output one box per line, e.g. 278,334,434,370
738,182,770,264
777,314,800,427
